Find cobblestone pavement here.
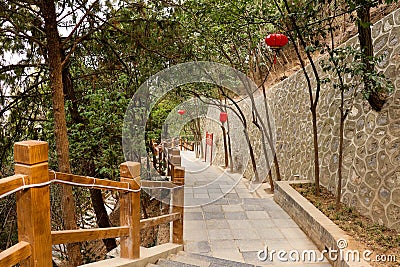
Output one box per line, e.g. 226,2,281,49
180,150,332,266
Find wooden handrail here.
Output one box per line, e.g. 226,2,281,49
0,241,31,266
141,180,178,189
140,212,181,229
0,141,186,265
49,171,134,191
51,226,130,245
0,175,28,196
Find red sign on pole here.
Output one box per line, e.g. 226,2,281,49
204,132,214,165
206,132,213,146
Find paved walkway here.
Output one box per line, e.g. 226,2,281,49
180,151,331,266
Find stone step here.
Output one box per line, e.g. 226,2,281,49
168,252,210,267
179,252,258,267
156,258,199,267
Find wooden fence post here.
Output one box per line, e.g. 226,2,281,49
171,167,184,244
120,162,141,259
14,140,52,267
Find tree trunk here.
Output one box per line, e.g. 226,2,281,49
357,5,387,111
89,189,117,252
39,1,82,265
311,108,320,195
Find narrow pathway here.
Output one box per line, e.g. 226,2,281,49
180,150,331,266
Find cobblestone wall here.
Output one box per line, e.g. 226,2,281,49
203,9,400,231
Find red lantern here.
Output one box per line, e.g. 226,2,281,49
265,33,288,49
265,33,288,64
219,112,228,123
178,109,186,115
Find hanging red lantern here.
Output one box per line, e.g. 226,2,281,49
265,33,288,64
178,109,186,115
219,112,228,123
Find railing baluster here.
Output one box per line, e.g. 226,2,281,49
120,162,141,259
14,140,52,266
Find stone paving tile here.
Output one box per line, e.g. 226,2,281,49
184,212,203,220
227,219,252,229
242,204,264,211
280,227,309,240
248,219,277,229
184,241,211,254
246,210,270,219
231,228,259,240
236,239,264,252
225,211,248,220
180,150,331,266
222,205,244,212
206,219,229,229
204,212,225,220
209,240,238,250
212,248,244,262
208,229,233,240
255,228,286,240
194,193,209,198
272,219,299,228
202,205,222,212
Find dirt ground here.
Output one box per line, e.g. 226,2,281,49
293,183,400,267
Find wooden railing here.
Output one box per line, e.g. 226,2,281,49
0,140,185,266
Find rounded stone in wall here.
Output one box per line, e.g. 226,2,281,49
357,145,367,159
387,138,400,155
365,112,376,134
328,99,339,118
354,131,367,146
356,116,366,131
350,195,370,214
329,154,339,173
384,64,397,81
349,167,362,185
373,32,389,52
394,9,400,24
392,188,400,205
365,170,381,188
382,13,394,32
377,150,394,176
388,119,400,136
359,183,373,207
366,136,379,155
344,123,355,141
372,20,383,39
330,136,339,153
391,148,400,166
355,156,366,176
389,106,400,123
379,135,392,150
389,26,400,47
391,88,400,105
347,179,359,193
376,48,392,69
387,203,400,222
348,104,362,120
366,153,378,170
384,169,400,188
373,126,388,139
371,200,388,226
376,110,389,126
379,187,391,204
342,192,351,205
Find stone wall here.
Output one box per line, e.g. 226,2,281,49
203,9,400,231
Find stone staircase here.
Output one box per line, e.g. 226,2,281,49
147,251,259,267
